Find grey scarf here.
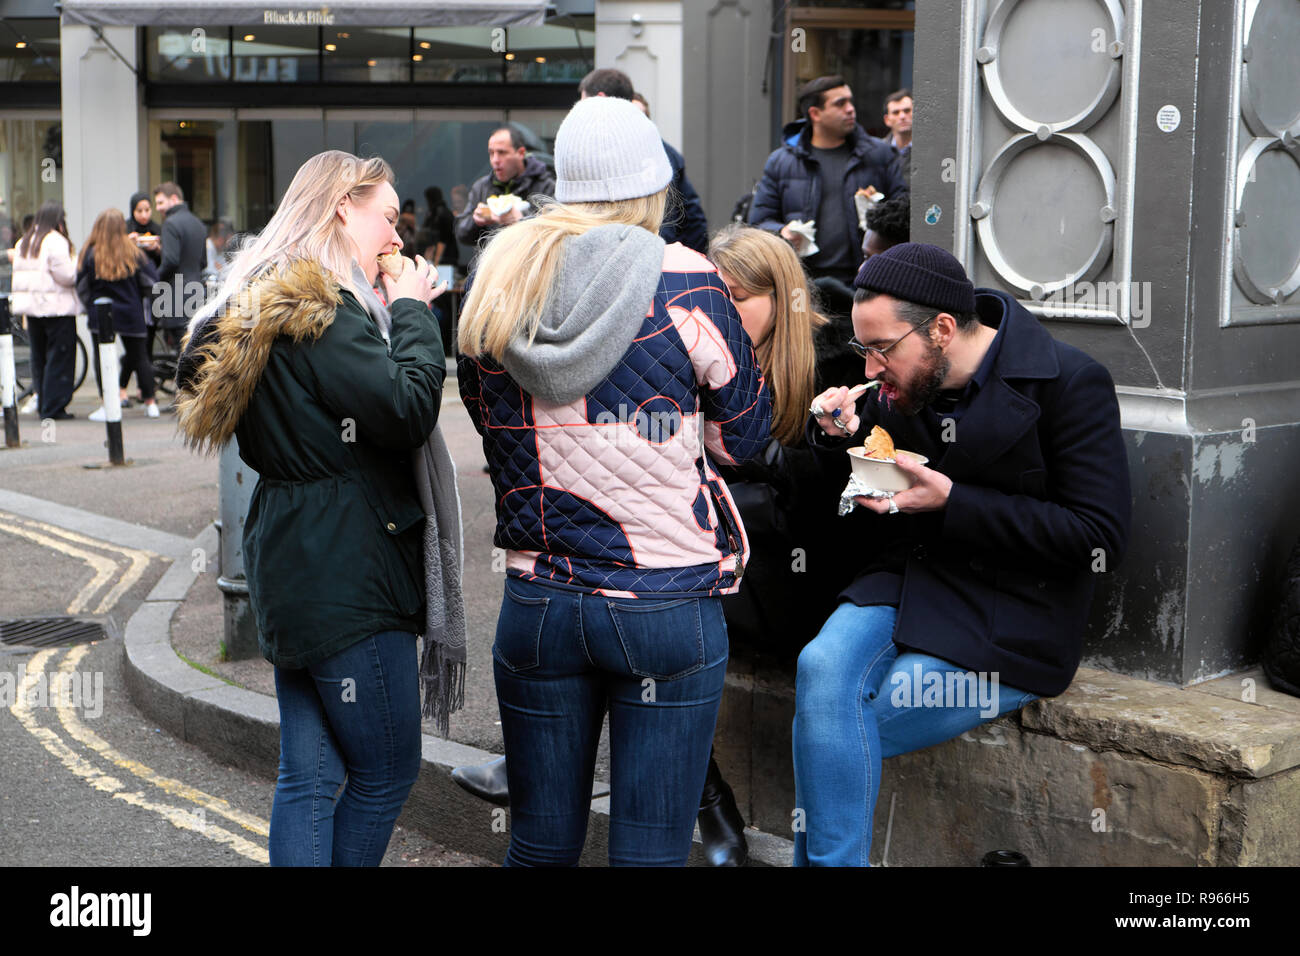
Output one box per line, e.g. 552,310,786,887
352,264,467,736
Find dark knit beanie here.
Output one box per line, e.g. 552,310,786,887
853,242,977,315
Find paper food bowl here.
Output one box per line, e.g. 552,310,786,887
847,446,929,493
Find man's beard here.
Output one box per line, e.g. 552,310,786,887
890,341,950,416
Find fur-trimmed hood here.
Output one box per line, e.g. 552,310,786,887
176,258,344,454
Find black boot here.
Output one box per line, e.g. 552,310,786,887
697,756,748,867
451,755,510,806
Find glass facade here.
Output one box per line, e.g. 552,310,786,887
0,116,63,294
0,18,59,83
148,111,566,266
144,25,594,86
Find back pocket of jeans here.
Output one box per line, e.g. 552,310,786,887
493,581,550,672
607,598,704,680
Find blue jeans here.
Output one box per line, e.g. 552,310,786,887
493,576,728,866
792,603,1038,866
270,630,422,866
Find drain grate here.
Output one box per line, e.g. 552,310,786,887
0,618,106,648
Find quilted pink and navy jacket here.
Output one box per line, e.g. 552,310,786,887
459,236,771,599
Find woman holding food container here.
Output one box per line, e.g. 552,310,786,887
175,150,457,866
124,192,163,266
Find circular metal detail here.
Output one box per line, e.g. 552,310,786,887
980,0,1125,134
1240,0,1300,139
1233,136,1300,304
973,133,1117,296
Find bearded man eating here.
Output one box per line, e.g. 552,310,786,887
794,242,1131,866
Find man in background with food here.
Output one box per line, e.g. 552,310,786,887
747,74,907,321
792,242,1131,866
454,124,555,258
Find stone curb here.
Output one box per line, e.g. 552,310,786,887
122,522,793,866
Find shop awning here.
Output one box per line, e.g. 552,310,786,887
59,0,549,27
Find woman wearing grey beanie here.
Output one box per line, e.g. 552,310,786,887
458,95,771,866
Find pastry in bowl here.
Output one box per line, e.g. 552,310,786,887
847,426,928,493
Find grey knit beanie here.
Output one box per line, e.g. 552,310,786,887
554,95,673,203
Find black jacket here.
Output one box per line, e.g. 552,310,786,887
176,260,445,668
661,140,708,254
806,289,1131,696
748,120,907,261
454,155,556,252
75,246,159,337
158,201,208,326
716,319,861,654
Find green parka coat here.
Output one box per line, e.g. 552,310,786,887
176,259,445,668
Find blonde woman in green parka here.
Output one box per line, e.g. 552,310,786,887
175,151,453,866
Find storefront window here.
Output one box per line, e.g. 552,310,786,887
144,25,593,86
502,26,595,83
0,18,59,83
321,26,410,83
150,112,565,263
147,26,235,83
0,117,63,293
233,27,321,83
412,27,501,83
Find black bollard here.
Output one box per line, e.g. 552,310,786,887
94,298,126,466
0,294,19,448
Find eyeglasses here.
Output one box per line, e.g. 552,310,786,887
847,316,933,366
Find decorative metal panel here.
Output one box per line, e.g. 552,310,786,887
965,0,1138,324
1225,0,1300,325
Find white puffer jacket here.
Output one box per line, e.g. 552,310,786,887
11,231,80,317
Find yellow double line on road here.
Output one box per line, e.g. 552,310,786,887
2,513,272,863
0,513,151,614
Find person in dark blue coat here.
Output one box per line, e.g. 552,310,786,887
76,208,162,418
579,68,709,254
748,75,908,320
797,243,1131,866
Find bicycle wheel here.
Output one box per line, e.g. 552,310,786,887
10,325,34,400
72,332,88,392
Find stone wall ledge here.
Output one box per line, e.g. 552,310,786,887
1022,665,1300,779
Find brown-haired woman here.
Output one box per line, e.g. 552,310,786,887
76,209,161,418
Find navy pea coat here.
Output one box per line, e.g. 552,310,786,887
807,289,1132,696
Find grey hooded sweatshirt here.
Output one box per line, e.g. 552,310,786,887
502,223,667,405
